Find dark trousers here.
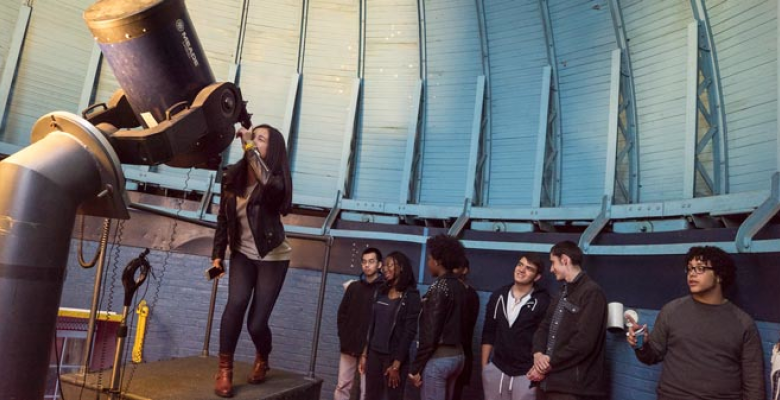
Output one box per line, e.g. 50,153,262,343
365,349,408,400
218,252,289,357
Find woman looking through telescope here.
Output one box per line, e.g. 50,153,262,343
210,124,293,398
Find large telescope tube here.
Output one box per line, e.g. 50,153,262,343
83,0,215,125
0,113,128,399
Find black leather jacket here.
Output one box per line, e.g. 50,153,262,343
365,288,421,365
211,158,287,260
410,273,466,375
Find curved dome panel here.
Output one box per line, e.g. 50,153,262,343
418,0,483,206
709,0,778,193
550,0,616,206
622,0,692,202
483,0,547,207
224,0,303,164
291,0,359,200
0,0,777,229
351,0,420,203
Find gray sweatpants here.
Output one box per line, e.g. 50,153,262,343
482,362,539,400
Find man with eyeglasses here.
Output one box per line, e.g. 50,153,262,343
481,253,551,400
626,246,765,400
335,247,383,400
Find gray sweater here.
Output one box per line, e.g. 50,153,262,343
635,296,765,400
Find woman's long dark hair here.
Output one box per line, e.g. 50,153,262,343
228,124,293,215
382,251,417,294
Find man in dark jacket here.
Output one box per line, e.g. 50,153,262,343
481,254,551,400
335,247,383,400
530,241,607,400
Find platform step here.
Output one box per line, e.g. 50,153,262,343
60,356,322,400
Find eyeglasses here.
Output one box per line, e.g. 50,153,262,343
685,265,713,275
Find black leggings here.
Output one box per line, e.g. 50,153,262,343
218,252,289,357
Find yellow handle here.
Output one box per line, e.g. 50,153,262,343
132,300,149,363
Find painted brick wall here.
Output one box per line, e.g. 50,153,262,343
61,241,780,400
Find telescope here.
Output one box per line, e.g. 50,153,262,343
0,0,248,397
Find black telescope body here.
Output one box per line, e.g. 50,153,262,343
84,0,215,123
83,0,248,169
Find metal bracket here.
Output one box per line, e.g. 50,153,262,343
448,198,473,237
735,172,780,253
321,191,343,235
197,173,216,219
579,195,612,253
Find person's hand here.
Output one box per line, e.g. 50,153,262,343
533,352,551,374
236,126,252,145
526,366,546,382
385,366,401,388
408,373,422,388
626,314,648,348
212,259,225,279
358,355,366,375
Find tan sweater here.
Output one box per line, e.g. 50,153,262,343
235,184,292,262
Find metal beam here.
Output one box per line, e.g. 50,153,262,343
321,191,343,235
0,4,32,136
337,78,362,197
297,0,310,74
417,0,427,81
281,73,301,146
684,21,699,199
465,76,486,202
736,172,780,253
358,0,367,79
448,198,472,237
411,0,428,204
532,66,552,207
78,44,103,112
685,0,729,196
474,0,492,205
538,0,562,206
132,199,780,255
234,0,251,66
604,49,621,199
607,0,639,203
579,195,612,253
688,0,729,196
400,79,424,204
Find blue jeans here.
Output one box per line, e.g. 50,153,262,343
422,354,465,400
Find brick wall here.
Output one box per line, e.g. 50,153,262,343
61,241,780,400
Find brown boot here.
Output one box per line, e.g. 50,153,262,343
214,353,234,398
247,353,268,384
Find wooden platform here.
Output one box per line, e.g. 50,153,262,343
60,356,322,400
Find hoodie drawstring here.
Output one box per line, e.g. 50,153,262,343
499,372,505,395
497,371,516,397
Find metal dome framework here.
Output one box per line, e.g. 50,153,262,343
0,0,777,255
